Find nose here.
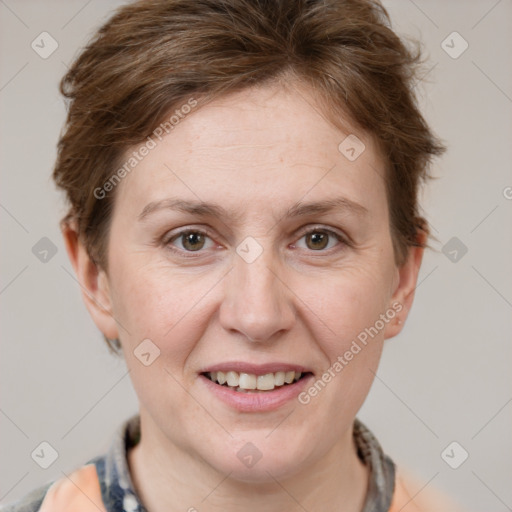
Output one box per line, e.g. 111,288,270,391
218,244,296,343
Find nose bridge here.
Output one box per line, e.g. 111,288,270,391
220,239,295,342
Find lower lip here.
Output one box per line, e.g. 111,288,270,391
199,374,314,412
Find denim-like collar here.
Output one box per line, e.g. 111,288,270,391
89,414,395,512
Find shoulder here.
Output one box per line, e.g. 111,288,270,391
0,480,52,512
0,463,106,512
389,465,468,512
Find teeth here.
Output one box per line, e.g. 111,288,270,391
226,371,239,387
284,371,295,384
206,370,303,390
257,373,275,390
274,371,285,386
239,373,257,389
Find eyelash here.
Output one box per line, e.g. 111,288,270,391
161,226,350,258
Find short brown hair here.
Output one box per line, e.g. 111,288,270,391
53,0,446,352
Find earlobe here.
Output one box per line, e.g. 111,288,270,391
61,220,119,341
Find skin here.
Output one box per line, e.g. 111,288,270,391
63,82,425,512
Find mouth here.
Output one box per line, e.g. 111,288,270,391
201,370,313,393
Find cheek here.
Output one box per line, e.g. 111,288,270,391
111,263,213,420
299,263,392,351
303,262,393,402
109,259,217,359
295,269,389,425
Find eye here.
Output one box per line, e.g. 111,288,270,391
163,226,348,257
166,229,215,253
293,227,347,252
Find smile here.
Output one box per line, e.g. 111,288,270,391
199,364,314,412
202,370,309,392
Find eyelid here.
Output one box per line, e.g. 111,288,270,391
162,224,350,256
296,225,349,243
163,226,219,250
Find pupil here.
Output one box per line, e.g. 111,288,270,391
183,232,204,251
308,232,327,250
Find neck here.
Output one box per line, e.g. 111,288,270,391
128,413,370,512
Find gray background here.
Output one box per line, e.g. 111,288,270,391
1,1,511,510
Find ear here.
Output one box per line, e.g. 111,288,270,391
384,229,427,340
61,219,119,341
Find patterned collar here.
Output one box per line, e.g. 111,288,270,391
89,413,395,512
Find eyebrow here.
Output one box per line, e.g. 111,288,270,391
138,196,369,223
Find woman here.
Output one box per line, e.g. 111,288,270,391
2,0,466,510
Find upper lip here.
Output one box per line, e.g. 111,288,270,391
200,362,312,376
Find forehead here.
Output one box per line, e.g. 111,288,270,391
113,83,387,221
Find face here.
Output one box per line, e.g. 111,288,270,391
70,83,422,483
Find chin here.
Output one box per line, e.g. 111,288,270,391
204,442,310,484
